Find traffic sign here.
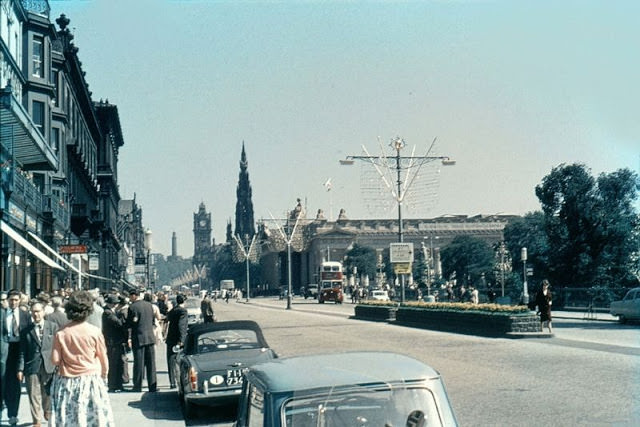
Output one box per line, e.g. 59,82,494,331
393,263,412,274
390,243,414,263
59,244,88,254
89,252,99,271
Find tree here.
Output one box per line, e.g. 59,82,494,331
535,163,639,289
440,235,494,287
344,244,377,281
503,211,550,289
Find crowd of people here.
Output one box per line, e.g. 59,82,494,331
0,287,191,426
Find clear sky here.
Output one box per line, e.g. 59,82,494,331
49,0,639,257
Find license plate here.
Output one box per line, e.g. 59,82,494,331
226,369,244,386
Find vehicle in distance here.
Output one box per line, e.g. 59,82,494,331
183,296,203,325
370,289,390,301
234,351,458,427
303,284,318,299
177,320,277,419
610,287,640,323
318,261,344,304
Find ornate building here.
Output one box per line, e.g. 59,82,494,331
234,142,255,241
193,202,212,268
1,3,129,294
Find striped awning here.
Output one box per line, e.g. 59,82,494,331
0,86,58,170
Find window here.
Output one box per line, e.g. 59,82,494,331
32,101,45,136
247,385,264,427
51,127,59,152
32,36,44,78
51,70,59,105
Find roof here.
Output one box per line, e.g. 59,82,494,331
185,320,270,354
246,351,440,393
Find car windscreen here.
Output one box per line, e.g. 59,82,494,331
282,386,442,427
196,329,261,354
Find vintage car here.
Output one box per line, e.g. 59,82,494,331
610,287,640,323
370,289,390,301
303,284,318,299
177,320,277,419
183,296,203,325
234,351,458,427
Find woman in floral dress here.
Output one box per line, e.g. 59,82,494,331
50,290,115,426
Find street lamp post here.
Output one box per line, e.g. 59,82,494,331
342,137,454,303
268,210,303,310
144,228,152,291
521,247,529,305
233,233,257,303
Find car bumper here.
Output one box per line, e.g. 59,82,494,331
184,388,243,406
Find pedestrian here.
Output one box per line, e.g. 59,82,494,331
49,290,115,426
45,296,68,329
470,286,479,304
18,302,58,426
201,292,216,322
126,288,157,392
86,288,104,329
165,294,188,389
116,295,130,386
535,279,553,333
102,295,127,392
1,289,32,426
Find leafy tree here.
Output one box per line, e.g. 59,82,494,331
344,243,377,280
535,163,639,289
503,211,550,289
440,235,494,287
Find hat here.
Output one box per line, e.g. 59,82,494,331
105,295,119,305
129,289,140,296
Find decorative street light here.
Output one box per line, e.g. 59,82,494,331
268,210,304,310
342,137,454,303
521,247,529,305
232,233,258,302
144,228,152,291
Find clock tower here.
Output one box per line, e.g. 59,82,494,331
193,202,213,268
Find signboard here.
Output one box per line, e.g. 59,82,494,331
89,252,99,271
527,267,534,276
59,244,88,254
389,243,414,263
393,263,412,274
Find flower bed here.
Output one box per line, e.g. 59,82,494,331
354,301,543,336
395,302,541,337
353,302,399,321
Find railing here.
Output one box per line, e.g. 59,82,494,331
43,194,70,229
11,169,42,213
21,0,50,17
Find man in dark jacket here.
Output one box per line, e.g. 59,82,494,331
44,296,68,329
126,289,157,392
165,294,188,389
102,295,128,392
18,302,57,425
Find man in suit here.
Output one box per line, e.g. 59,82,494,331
200,292,215,323
18,302,57,426
102,295,128,392
0,289,32,426
126,289,157,392
165,294,188,389
44,296,68,329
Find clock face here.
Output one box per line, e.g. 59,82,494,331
199,220,206,227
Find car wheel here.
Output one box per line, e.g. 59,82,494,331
181,391,196,420
618,315,627,324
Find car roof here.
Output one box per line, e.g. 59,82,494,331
246,351,440,393
185,320,270,352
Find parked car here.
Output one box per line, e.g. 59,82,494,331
234,351,458,427
304,284,318,299
370,289,390,301
177,320,277,419
610,287,640,323
183,297,203,325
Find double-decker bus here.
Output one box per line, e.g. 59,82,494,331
318,261,344,304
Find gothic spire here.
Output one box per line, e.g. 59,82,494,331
234,142,256,240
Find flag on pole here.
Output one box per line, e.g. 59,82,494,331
324,178,332,191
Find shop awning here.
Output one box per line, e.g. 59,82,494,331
1,221,65,270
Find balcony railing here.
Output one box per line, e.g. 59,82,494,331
11,169,42,213
21,0,50,18
43,194,70,229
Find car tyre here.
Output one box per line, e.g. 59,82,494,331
181,390,196,420
618,315,627,324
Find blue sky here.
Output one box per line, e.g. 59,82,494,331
49,0,639,256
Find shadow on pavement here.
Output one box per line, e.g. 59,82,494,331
555,321,637,330
128,390,184,421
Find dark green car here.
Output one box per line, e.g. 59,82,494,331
234,351,458,427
